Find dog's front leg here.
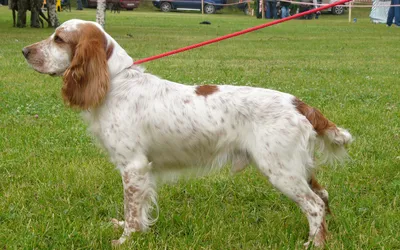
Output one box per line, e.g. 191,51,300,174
111,158,157,246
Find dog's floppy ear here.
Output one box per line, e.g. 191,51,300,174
62,23,109,110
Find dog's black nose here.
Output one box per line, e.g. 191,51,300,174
22,47,30,59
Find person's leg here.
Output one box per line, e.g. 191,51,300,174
394,0,400,25
272,2,278,18
30,0,40,28
265,1,271,18
387,0,395,25
17,0,27,28
281,6,289,18
387,8,394,25
77,0,83,10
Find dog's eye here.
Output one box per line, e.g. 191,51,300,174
54,35,64,43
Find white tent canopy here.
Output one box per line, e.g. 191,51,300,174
370,0,391,23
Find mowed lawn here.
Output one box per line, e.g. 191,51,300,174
0,5,399,249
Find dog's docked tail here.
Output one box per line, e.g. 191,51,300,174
293,98,353,165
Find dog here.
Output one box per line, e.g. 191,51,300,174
22,19,352,247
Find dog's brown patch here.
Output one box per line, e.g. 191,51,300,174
310,174,323,191
62,23,110,110
195,85,219,97
293,98,337,135
309,174,332,215
319,218,328,245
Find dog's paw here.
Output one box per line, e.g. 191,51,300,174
111,218,125,229
111,239,122,247
112,236,127,247
304,239,325,249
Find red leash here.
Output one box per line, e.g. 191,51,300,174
134,0,352,65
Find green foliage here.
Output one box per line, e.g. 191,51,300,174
0,7,399,249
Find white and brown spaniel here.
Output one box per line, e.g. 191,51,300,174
23,19,352,247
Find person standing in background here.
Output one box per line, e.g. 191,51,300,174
387,0,400,26
280,0,291,18
266,0,278,18
77,0,83,10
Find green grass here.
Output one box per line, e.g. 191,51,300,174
1,6,399,249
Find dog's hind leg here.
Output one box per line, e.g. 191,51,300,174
248,124,327,247
111,158,158,246
254,157,327,247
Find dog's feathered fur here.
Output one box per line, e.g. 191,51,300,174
23,19,352,247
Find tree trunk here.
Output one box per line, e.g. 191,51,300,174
96,0,106,28
47,0,60,28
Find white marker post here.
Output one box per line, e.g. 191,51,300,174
261,0,265,19
348,0,353,22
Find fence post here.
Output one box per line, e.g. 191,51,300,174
348,0,352,22
261,0,265,18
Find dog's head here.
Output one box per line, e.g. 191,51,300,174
22,19,133,109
